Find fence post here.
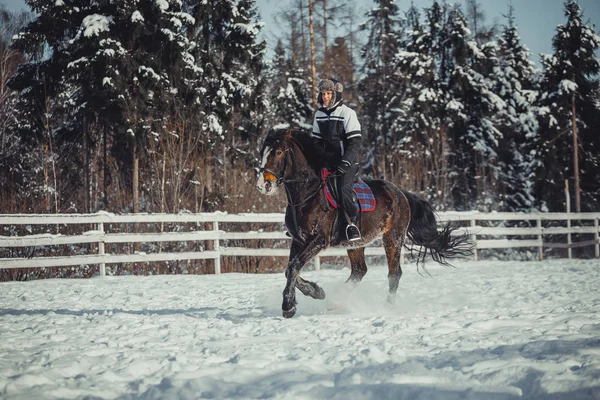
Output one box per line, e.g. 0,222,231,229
213,221,221,274
595,217,599,258
565,180,572,259
537,217,543,261
314,255,321,271
98,222,106,276
471,219,478,261
567,216,572,259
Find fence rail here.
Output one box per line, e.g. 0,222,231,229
1,211,599,275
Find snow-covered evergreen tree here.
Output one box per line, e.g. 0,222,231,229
266,40,312,129
493,6,540,212
358,0,404,179
392,1,450,201
189,0,266,144
536,0,600,212
9,0,202,211
0,6,31,211
442,4,504,210
7,0,267,211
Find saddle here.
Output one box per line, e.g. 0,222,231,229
321,168,376,244
321,168,376,212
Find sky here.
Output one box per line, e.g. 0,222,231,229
2,0,599,63
256,0,600,63
1,259,599,398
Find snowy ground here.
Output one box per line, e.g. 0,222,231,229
1,259,599,400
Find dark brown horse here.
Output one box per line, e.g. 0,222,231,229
256,128,472,318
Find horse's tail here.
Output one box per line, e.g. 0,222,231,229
401,190,474,266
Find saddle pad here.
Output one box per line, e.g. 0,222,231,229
322,168,376,212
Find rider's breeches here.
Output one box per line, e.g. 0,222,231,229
339,164,359,220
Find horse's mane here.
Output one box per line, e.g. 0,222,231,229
264,127,323,175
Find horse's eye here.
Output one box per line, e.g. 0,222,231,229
275,149,284,157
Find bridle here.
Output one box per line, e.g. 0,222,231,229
258,148,289,186
258,145,323,207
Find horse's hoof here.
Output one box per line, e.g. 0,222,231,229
386,294,396,306
282,306,296,318
315,287,326,300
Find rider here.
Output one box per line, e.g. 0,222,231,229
312,78,362,241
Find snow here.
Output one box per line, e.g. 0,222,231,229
156,0,170,12
1,259,599,399
131,11,144,23
138,66,161,82
66,57,89,70
560,79,579,94
272,123,291,131
234,22,265,37
418,88,437,102
81,15,112,38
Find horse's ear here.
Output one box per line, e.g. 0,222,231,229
285,129,295,141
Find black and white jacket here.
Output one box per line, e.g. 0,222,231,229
311,102,362,169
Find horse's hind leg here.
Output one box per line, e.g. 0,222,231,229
383,231,405,305
346,247,367,284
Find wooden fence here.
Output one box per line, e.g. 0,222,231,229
0,211,599,275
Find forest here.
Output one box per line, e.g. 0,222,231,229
0,0,599,217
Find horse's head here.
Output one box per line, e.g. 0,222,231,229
256,128,291,196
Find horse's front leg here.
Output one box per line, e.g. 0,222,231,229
296,276,326,300
283,237,326,318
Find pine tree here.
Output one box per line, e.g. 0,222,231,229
190,0,266,144
0,6,34,212
536,0,600,212
9,0,203,211
442,4,504,210
493,6,540,211
463,0,495,44
326,37,354,92
392,1,450,201
359,0,403,179
268,40,312,129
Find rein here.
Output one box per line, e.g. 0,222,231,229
259,147,324,207
283,179,323,207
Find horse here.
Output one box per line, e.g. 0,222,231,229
256,127,473,318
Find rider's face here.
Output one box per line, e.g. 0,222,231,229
322,90,333,107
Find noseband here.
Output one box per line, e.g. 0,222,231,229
259,145,322,207
259,148,290,185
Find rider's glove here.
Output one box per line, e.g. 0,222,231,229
336,160,351,175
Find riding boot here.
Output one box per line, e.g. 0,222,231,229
346,216,361,242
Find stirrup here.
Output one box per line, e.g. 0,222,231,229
346,223,361,242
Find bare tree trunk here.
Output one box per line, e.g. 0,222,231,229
46,108,59,214
309,0,317,111
380,5,388,181
83,121,90,213
222,143,227,193
133,143,139,213
347,11,356,88
572,92,581,213
300,0,307,68
323,0,328,76
43,144,49,211
160,148,166,214
175,124,185,213
102,125,108,208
